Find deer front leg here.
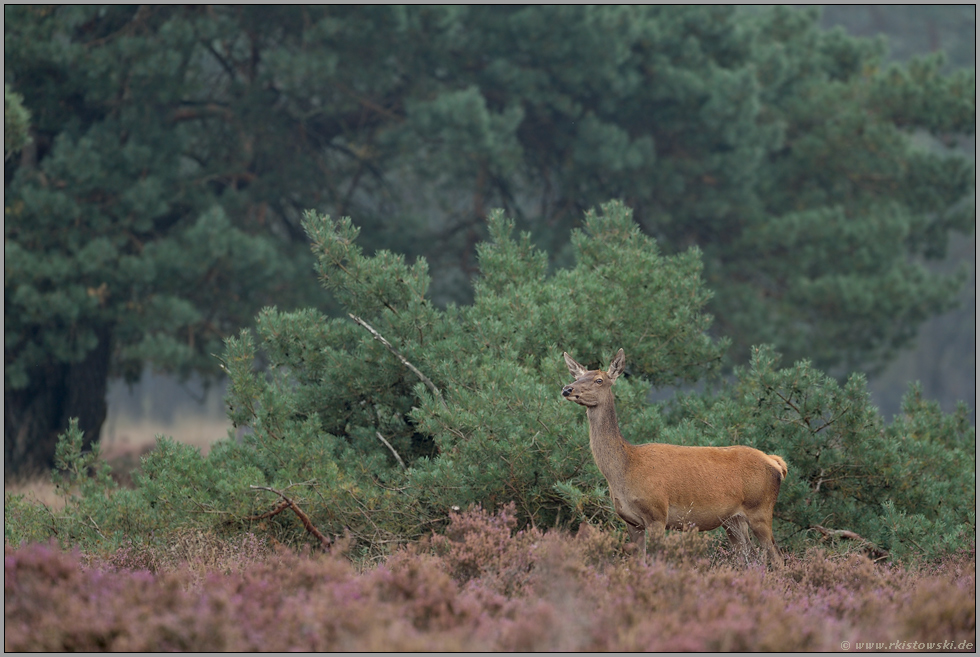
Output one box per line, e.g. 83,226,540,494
613,496,649,557
625,519,646,553
643,518,668,560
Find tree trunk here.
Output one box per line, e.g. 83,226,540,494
4,326,112,476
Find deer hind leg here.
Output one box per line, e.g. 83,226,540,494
723,514,753,565
747,513,782,568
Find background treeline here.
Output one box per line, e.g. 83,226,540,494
818,4,976,429
3,6,975,561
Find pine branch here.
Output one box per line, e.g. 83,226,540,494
348,313,447,409
376,431,406,469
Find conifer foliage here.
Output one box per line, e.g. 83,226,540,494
217,200,726,546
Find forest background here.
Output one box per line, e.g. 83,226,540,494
6,5,974,472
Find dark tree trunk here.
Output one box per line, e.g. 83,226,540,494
4,326,112,476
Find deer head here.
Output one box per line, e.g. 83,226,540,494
561,348,625,407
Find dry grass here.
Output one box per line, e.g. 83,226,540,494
100,415,232,456
3,475,65,511
4,416,232,508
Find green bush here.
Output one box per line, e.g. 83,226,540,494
5,202,973,563
217,199,727,550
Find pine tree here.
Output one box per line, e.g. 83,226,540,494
4,6,318,472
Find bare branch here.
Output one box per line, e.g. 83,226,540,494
772,388,807,425
348,313,447,409
249,486,331,549
376,431,406,469
243,499,290,521
87,515,107,541
811,524,888,560
813,405,851,434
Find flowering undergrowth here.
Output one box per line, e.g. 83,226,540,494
5,505,975,652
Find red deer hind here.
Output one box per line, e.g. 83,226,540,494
562,349,787,565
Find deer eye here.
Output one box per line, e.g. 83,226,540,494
595,378,603,384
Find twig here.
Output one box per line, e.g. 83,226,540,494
813,404,851,434
772,389,806,424
249,486,331,549
375,432,406,469
348,313,447,409
346,488,384,538
87,515,107,541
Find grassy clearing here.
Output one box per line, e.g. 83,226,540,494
3,475,65,511
4,416,231,509
99,415,231,456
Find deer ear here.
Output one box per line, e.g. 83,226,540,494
607,348,626,382
563,352,588,378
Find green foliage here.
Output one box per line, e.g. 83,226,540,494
4,83,31,158
7,204,972,565
52,418,117,500
3,494,53,547
821,5,976,70
4,5,325,470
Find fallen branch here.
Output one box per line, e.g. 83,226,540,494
248,486,331,549
811,524,888,561
348,313,447,409
376,431,406,469
244,499,290,521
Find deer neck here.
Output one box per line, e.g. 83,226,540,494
585,397,631,483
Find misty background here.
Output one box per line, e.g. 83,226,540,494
99,5,976,447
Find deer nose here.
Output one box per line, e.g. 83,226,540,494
562,386,573,397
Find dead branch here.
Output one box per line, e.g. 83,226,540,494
376,431,406,469
249,486,331,549
87,515,107,541
244,499,290,521
811,524,888,561
348,313,447,409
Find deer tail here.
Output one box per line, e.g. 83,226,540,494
766,455,788,481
